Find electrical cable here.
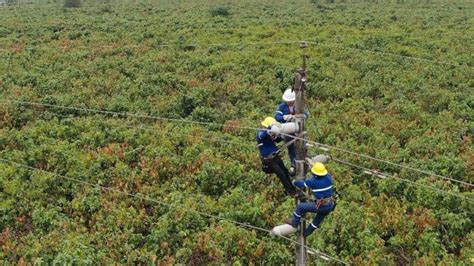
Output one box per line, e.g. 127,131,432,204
3,99,471,189
328,156,474,203
0,157,349,265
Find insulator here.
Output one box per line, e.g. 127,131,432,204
309,154,329,164
269,122,299,135
270,224,298,237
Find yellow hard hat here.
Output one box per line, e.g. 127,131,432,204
261,117,276,128
311,162,328,176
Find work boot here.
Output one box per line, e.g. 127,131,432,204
285,219,298,228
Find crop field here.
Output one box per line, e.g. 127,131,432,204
0,0,473,264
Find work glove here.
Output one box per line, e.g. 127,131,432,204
267,129,278,138
283,114,295,121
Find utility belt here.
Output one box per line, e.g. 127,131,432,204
261,151,280,161
315,196,335,210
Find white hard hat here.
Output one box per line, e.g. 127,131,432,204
282,88,295,102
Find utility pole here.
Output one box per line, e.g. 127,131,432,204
293,41,308,266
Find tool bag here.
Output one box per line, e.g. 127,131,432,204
315,196,335,210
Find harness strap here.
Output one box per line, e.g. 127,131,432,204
315,196,335,210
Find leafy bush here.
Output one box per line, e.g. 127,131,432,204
210,7,231,17
0,0,472,264
64,0,81,8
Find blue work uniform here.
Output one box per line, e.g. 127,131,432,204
290,173,335,236
274,102,309,123
256,128,297,196
256,129,279,158
274,102,309,166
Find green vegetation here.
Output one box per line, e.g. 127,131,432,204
0,0,472,264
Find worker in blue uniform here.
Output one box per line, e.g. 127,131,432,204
285,162,335,237
274,88,308,172
257,117,306,200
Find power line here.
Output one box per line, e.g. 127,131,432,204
0,39,471,70
307,41,473,70
3,102,471,260
43,108,258,149
0,157,348,265
45,107,474,202
0,40,303,52
2,99,260,131
4,108,470,265
328,156,474,203
54,40,299,50
3,99,471,189
303,140,473,188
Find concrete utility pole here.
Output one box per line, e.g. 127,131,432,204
293,41,308,266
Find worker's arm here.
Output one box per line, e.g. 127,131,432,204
257,130,269,141
274,103,286,122
273,134,283,143
292,179,308,189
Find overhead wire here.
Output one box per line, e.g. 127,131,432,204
1,1,471,262
0,157,348,265
0,38,471,70
0,40,303,52
2,99,472,194
1,0,471,70
306,41,473,70
2,98,471,261
303,139,473,188
40,108,257,149
38,108,473,203
328,156,474,203
2,104,470,264
43,106,474,202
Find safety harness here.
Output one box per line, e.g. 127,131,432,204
315,196,335,210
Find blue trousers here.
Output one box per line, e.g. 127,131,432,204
291,202,334,237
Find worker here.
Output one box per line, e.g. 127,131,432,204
257,117,306,200
274,88,308,172
284,162,335,237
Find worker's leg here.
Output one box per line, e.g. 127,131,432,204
304,210,331,237
288,202,318,227
269,156,296,195
287,142,296,166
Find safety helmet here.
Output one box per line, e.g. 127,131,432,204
261,117,276,128
311,162,328,176
282,88,296,102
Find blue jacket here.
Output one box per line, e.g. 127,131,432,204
274,102,308,123
293,173,334,200
256,129,279,158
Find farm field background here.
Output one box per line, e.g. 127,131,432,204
0,0,473,264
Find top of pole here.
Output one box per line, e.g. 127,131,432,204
299,41,308,49
300,41,308,72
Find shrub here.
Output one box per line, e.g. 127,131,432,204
210,7,230,17
64,0,81,8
